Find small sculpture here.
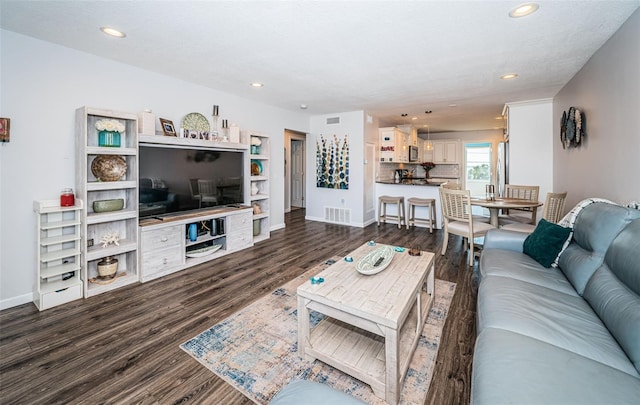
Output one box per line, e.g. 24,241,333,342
101,231,120,248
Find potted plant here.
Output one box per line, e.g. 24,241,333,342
420,162,436,178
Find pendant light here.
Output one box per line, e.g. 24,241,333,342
425,125,433,151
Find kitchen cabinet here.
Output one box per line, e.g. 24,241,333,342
379,127,409,162
433,141,459,164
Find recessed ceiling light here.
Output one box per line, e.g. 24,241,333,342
250,82,264,88
509,3,539,18
495,116,504,120
501,73,518,80
448,104,457,108
300,104,308,110
100,27,126,38
411,116,418,120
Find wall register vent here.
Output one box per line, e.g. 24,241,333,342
324,206,351,225
326,117,341,125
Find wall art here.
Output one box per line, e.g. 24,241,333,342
0,117,10,143
560,107,586,149
316,134,349,189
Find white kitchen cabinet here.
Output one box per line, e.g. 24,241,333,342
379,127,410,163
433,141,459,164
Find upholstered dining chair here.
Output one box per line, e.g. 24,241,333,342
502,192,568,233
499,184,540,226
439,187,496,267
196,179,218,207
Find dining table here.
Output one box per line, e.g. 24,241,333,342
470,197,543,227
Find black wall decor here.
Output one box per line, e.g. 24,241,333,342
560,107,586,149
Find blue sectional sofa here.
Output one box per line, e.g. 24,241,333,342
472,202,640,404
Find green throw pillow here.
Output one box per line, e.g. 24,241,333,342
523,219,573,268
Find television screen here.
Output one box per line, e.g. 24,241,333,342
139,145,244,219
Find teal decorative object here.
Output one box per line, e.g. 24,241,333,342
95,118,125,147
98,130,121,147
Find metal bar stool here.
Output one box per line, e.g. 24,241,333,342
407,197,436,233
378,195,406,229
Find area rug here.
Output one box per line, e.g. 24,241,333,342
180,257,456,404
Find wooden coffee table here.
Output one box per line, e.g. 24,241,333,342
297,243,435,404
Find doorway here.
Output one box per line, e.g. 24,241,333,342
285,129,306,212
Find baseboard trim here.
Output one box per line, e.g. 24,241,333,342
1,292,33,311
305,215,366,228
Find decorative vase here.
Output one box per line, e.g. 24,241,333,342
91,155,127,182
253,220,261,236
97,256,118,279
251,182,259,196
188,223,198,242
251,145,260,154
98,130,121,147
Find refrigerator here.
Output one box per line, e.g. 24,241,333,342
496,141,509,197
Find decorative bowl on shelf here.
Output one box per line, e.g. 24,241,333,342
251,160,263,176
93,198,124,213
91,155,127,181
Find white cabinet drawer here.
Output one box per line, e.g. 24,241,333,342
227,211,253,251
41,284,82,309
141,225,182,252
141,246,183,277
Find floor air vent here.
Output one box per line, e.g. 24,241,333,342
324,206,351,224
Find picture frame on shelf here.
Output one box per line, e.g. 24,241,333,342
159,118,176,136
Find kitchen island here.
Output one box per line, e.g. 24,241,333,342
375,179,445,229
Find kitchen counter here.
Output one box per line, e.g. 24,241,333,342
375,180,444,229
376,178,444,186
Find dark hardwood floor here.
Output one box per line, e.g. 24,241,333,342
0,209,477,404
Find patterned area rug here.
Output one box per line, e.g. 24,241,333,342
180,257,456,404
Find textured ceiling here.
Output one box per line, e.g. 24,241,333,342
1,0,638,133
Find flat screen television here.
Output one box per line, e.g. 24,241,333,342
138,145,245,219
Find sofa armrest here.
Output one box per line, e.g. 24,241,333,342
483,229,528,252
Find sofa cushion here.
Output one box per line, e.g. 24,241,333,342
477,275,638,376
471,328,640,405
583,219,640,374
559,203,640,294
479,249,576,295
523,219,572,267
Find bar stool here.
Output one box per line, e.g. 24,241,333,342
407,197,437,233
378,195,406,228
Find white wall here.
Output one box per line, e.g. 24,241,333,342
553,9,640,209
507,99,554,202
307,111,366,226
0,30,310,309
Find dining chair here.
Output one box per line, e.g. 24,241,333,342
499,184,540,225
189,178,201,206
441,182,462,190
439,187,496,266
196,179,218,207
502,192,568,233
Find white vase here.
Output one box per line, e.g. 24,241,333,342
251,183,259,195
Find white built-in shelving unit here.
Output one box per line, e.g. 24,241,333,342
75,106,139,297
33,199,84,310
248,132,270,242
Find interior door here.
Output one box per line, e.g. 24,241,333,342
291,139,305,208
